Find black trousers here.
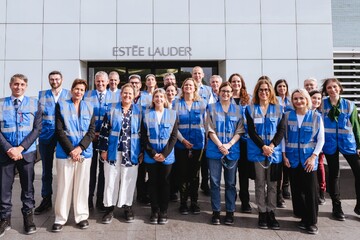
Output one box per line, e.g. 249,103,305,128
289,165,318,226
0,157,35,219
175,148,202,203
325,151,360,204
89,145,104,201
136,162,148,200
200,150,209,189
237,139,250,204
146,163,172,212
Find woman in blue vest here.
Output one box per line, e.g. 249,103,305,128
141,88,178,224
246,79,285,230
321,78,360,221
229,73,253,214
206,82,245,225
173,78,207,215
52,79,95,232
274,79,293,208
283,89,324,235
97,83,142,224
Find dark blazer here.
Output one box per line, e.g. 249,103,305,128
0,101,42,164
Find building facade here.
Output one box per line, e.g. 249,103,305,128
0,0,334,97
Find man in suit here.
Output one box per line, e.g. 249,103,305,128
35,71,71,215
84,71,114,212
0,74,42,237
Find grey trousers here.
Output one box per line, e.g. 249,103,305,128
254,161,277,213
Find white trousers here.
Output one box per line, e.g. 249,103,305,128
103,152,138,208
54,157,91,225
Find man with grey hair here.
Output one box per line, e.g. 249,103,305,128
108,71,121,93
209,75,223,102
84,71,114,212
304,77,318,92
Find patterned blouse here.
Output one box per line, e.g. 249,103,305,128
98,106,134,166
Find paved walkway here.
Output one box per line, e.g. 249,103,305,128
2,161,360,240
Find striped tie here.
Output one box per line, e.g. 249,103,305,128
99,93,104,104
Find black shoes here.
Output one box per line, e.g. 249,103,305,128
224,212,234,225
0,218,11,238
77,220,89,229
267,211,280,230
190,202,200,214
150,211,159,224
51,223,63,232
179,203,189,215
297,220,306,230
318,191,326,205
158,211,168,225
282,186,291,199
258,212,268,229
241,203,252,213
211,211,220,225
354,204,360,215
124,205,134,223
23,211,37,235
102,206,114,224
332,202,345,221
34,196,52,215
306,225,319,235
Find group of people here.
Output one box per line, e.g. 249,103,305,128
1,67,360,238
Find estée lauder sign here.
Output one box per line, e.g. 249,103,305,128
113,45,192,57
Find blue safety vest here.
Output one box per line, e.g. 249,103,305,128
284,110,321,170
106,102,141,165
277,96,293,112
56,99,94,159
143,108,177,165
0,96,39,154
321,97,357,155
38,89,71,142
206,102,243,161
246,104,283,163
173,98,207,150
83,90,117,132
198,84,213,103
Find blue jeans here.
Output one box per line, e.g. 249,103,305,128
39,137,57,197
208,158,238,212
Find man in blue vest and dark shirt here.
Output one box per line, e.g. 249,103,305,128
35,71,71,215
0,74,42,237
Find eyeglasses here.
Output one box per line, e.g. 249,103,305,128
258,88,270,93
129,81,141,85
220,90,232,94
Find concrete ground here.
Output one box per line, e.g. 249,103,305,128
2,160,360,240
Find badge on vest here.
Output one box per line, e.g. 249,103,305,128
254,118,263,124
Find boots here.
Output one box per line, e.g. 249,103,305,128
332,201,345,221
34,196,52,215
23,211,36,235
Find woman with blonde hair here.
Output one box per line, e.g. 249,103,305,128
283,89,324,234
173,78,207,215
141,88,178,224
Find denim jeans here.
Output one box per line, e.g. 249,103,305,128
208,158,238,212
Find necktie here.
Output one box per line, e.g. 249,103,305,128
14,98,19,110
99,93,104,104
